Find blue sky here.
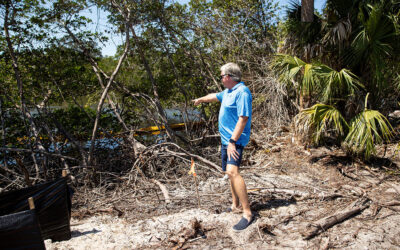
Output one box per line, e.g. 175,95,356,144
97,0,326,56
278,0,325,14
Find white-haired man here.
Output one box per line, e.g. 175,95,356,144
193,62,253,231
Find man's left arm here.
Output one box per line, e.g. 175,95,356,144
227,116,248,160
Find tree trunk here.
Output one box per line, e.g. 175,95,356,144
4,0,46,179
301,0,314,22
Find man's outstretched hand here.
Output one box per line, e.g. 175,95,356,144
192,98,201,106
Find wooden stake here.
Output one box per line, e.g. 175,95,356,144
28,197,35,210
194,174,201,208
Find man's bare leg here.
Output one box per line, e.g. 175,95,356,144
229,180,242,212
226,164,252,220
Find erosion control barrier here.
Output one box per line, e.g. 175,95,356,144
0,177,72,243
0,208,46,250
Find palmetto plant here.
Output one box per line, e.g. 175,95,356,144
271,54,363,105
295,104,348,145
343,94,393,159
281,0,400,105
273,0,399,160
272,55,393,160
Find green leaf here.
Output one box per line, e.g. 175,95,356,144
344,108,393,160
295,104,348,145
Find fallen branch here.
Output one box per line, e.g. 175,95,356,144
169,218,206,249
15,157,32,186
301,198,370,240
248,187,345,200
134,142,222,176
382,201,400,207
163,142,222,175
151,178,170,203
165,148,221,176
71,206,123,220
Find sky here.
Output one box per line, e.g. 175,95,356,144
95,0,326,56
278,0,325,15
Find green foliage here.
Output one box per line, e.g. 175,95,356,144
296,104,348,145
272,54,363,104
1,109,26,147
279,1,323,59
51,106,121,140
273,55,393,159
274,0,399,160
344,107,393,160
315,65,363,103
280,0,400,105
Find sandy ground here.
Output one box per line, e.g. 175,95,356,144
46,132,400,249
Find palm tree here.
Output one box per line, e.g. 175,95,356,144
302,0,314,22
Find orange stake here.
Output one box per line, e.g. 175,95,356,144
189,158,201,208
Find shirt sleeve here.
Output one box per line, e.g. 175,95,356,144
236,91,252,117
216,91,224,102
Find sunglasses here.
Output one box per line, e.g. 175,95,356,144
219,74,231,80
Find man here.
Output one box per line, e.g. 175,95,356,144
193,62,253,232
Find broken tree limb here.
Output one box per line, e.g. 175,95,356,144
135,142,222,175
383,200,400,207
162,142,222,174
248,187,345,201
302,198,370,240
165,148,221,176
151,179,170,203
15,157,32,186
170,218,205,250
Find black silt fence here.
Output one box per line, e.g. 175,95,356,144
0,209,46,250
0,177,72,242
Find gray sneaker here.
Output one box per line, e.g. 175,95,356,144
232,215,254,232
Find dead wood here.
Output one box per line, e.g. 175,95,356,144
134,142,222,176
169,218,205,250
340,184,366,196
15,157,32,186
71,206,124,220
383,201,400,207
302,198,370,240
151,178,170,203
164,142,222,174
319,237,330,250
258,221,275,235
249,187,345,200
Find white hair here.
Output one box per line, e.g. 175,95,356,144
220,63,241,82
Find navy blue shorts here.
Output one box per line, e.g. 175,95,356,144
221,144,244,172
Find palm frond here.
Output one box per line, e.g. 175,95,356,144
301,63,317,95
271,54,306,88
325,0,359,19
344,108,393,160
322,17,352,50
314,65,364,103
346,2,396,73
296,103,348,145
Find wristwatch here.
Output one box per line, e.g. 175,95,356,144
229,138,237,144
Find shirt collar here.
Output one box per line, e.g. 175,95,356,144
231,81,244,91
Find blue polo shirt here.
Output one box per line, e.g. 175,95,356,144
216,82,252,146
